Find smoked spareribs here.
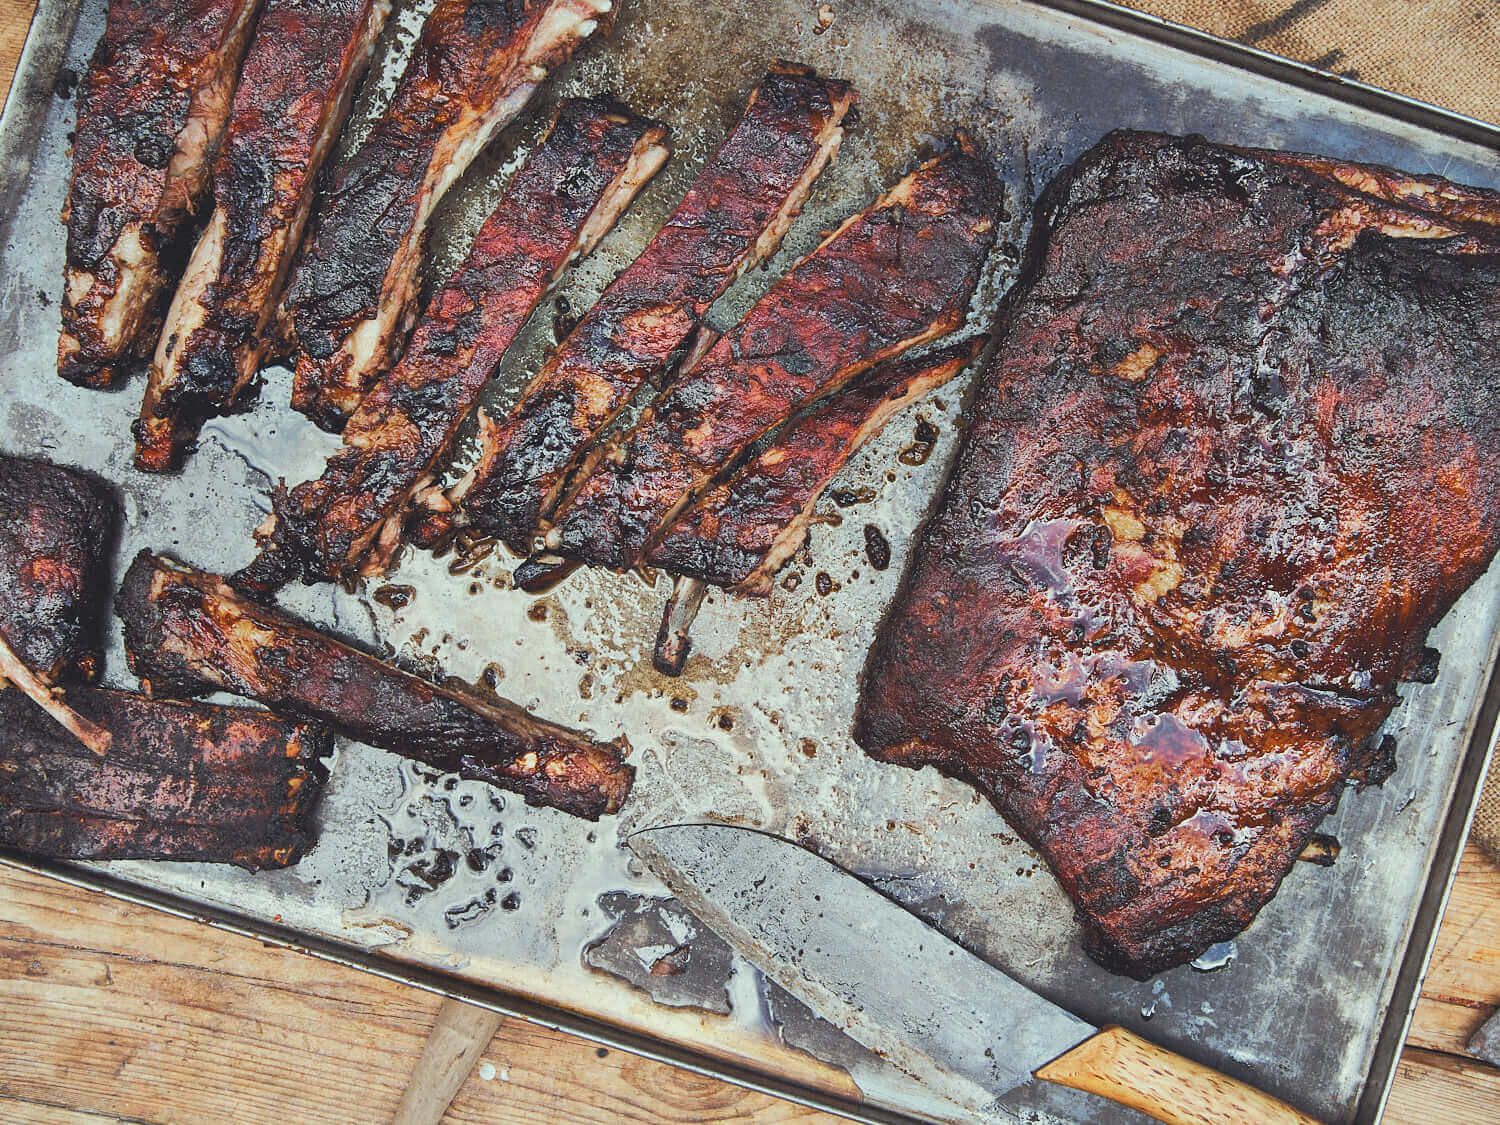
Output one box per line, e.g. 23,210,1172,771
855,132,1500,977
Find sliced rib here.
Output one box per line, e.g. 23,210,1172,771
0,455,117,682
117,552,633,819
649,336,983,595
59,0,264,388
547,137,1001,571
0,455,119,752
237,97,668,592
282,0,614,431
0,685,327,870
135,0,393,472
455,61,857,551
853,132,1500,977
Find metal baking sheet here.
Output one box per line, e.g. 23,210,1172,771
3,0,1499,1121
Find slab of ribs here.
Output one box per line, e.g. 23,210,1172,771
855,131,1500,977
282,0,614,431
648,336,984,597
118,552,633,819
647,337,984,676
0,455,115,685
238,96,669,592
135,0,392,472
59,0,264,388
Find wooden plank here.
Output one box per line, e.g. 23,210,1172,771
394,1000,506,1125
0,0,32,109
1385,1047,1500,1125
0,1098,132,1125
0,863,831,1124
1406,846,1500,1056
6,849,1499,1124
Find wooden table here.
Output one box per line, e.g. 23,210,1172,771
2,3,1499,1122
3,849,1498,1123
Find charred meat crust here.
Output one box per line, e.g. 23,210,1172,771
59,0,262,388
648,337,983,594
0,455,118,682
134,0,392,473
853,131,1500,978
245,97,668,589
548,137,1002,571
459,61,857,550
0,685,326,870
117,551,633,819
283,0,613,431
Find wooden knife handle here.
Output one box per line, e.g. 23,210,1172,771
1035,1025,1321,1125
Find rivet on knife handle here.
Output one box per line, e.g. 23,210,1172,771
1035,1025,1321,1125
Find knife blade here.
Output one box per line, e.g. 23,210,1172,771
630,822,1319,1125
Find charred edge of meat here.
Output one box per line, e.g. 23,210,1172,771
118,551,633,819
546,133,1002,572
457,61,858,551
0,684,328,870
133,0,393,473
58,0,264,389
512,554,581,593
649,337,985,595
0,455,119,683
284,0,617,432
251,96,670,587
852,130,1500,977
229,488,311,600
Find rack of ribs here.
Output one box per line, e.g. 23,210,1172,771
236,97,669,594
0,455,118,752
854,131,1500,978
59,0,264,389
546,136,1001,572
282,0,614,431
134,0,393,473
0,685,327,870
117,552,633,819
452,61,856,552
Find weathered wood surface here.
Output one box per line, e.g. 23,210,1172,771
3,848,1497,1123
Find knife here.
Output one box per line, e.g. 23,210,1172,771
630,823,1319,1125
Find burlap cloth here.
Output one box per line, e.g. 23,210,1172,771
1125,0,1500,859
1126,1,1500,124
